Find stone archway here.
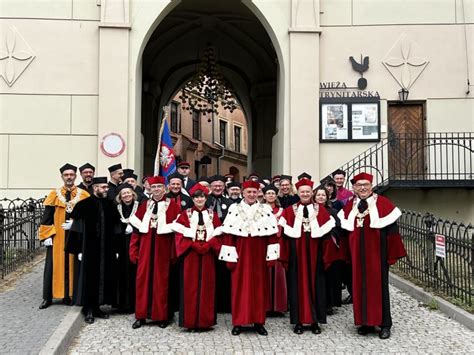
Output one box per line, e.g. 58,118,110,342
139,0,281,176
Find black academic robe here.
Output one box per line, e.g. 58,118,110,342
278,194,300,209
206,193,233,313
107,181,120,201
114,202,138,312
229,197,242,204
66,195,119,308
134,186,148,203
166,191,193,211
77,182,94,195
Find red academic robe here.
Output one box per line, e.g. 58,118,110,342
338,194,406,327
267,206,287,313
171,207,222,329
219,201,280,326
279,202,336,325
129,197,180,321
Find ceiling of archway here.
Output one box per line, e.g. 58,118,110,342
142,0,278,103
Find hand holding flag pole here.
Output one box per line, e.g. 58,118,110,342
154,106,177,181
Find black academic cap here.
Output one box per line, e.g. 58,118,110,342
197,176,209,183
79,163,95,172
227,181,241,189
92,177,108,184
298,172,312,180
108,163,122,173
122,168,134,175
332,169,346,177
320,175,334,185
59,163,77,173
280,174,292,182
123,172,138,181
258,178,269,186
262,184,278,194
167,172,184,182
208,175,226,183
248,172,259,179
116,183,135,194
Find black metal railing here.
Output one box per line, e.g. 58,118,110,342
395,210,473,307
339,132,474,191
0,198,45,279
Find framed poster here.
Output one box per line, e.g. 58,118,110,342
319,98,380,142
321,104,348,140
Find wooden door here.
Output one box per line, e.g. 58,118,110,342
388,104,425,180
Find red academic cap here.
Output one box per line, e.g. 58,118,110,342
147,176,165,185
352,172,373,184
189,184,209,197
178,161,190,168
295,177,314,190
242,180,260,190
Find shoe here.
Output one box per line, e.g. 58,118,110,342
311,323,321,334
379,327,391,339
93,308,109,319
157,321,169,328
293,324,304,335
327,307,334,316
132,319,145,329
357,325,375,335
342,295,353,304
254,324,268,336
231,326,241,336
62,297,72,306
85,310,94,324
39,299,52,309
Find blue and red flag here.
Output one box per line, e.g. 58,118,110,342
154,118,176,181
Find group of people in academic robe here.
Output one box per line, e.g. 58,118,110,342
38,162,406,340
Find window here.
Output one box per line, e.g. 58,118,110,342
234,126,241,153
192,110,201,139
170,102,180,133
219,120,227,147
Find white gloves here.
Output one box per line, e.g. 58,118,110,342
43,238,53,247
61,220,73,230
125,224,133,235
78,253,82,261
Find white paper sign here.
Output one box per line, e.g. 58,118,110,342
435,234,446,258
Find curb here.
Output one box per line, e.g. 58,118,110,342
389,272,474,331
39,306,83,355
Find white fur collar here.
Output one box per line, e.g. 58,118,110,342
171,209,222,241
221,201,278,237
129,199,173,234
337,194,401,232
279,203,335,238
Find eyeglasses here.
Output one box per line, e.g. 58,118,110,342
354,183,371,188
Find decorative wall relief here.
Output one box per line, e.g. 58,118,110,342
0,27,36,87
382,33,429,90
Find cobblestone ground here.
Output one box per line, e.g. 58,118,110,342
69,286,474,354
0,258,72,354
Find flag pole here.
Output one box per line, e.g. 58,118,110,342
154,106,169,176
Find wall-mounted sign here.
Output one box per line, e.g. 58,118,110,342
320,98,380,142
101,133,126,157
435,234,446,258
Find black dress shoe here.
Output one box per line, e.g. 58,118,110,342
85,310,94,324
342,295,353,304
132,319,145,329
379,327,391,339
254,324,268,336
157,321,169,328
39,299,52,309
62,297,72,306
93,308,109,319
293,324,304,335
311,323,321,334
357,325,375,335
231,326,241,336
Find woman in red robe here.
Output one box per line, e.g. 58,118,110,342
279,178,335,335
171,184,222,330
262,184,287,315
128,176,181,329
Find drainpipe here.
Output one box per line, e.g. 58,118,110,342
214,141,225,174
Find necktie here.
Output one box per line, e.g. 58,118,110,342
303,205,309,218
357,199,368,213
215,197,223,219
198,211,204,225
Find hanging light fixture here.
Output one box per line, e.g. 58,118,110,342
179,45,238,117
398,88,409,102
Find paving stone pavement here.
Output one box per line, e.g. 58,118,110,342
69,286,474,354
0,259,72,355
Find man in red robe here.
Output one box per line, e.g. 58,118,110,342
219,180,280,336
129,176,180,329
171,184,222,330
279,177,336,335
338,172,406,339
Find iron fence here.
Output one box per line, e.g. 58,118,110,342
395,210,473,307
0,198,45,279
